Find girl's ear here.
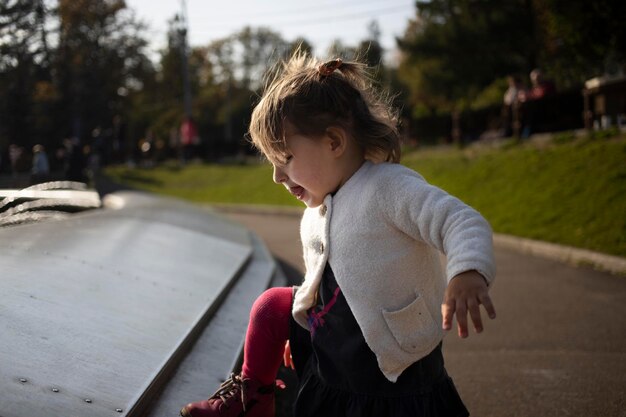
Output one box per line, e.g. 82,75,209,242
325,126,348,156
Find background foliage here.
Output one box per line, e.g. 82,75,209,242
1,0,624,166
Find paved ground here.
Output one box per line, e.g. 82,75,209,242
224,209,626,417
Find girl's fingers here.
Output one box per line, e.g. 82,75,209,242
479,292,497,319
467,297,483,333
455,299,468,338
441,298,456,331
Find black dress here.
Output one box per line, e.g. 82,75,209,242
289,264,469,417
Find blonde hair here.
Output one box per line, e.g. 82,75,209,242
248,52,401,165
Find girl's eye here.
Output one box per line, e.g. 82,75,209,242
285,155,293,163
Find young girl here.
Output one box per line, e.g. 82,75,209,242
181,53,496,417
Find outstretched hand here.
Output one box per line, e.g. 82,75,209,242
442,270,496,338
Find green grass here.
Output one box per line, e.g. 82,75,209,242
402,137,626,257
105,160,301,206
105,136,626,257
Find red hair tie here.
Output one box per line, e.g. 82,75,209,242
318,58,343,76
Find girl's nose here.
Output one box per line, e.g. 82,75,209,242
273,164,287,184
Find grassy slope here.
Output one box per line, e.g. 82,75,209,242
106,161,297,206
402,138,626,257
105,137,626,257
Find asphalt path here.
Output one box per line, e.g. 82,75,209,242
223,209,626,417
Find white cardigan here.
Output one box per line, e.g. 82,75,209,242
293,161,495,382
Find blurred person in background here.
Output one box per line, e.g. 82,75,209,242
31,144,50,184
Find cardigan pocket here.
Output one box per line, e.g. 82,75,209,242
382,293,440,354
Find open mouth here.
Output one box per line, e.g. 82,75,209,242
288,186,305,200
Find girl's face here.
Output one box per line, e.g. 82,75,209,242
271,128,346,208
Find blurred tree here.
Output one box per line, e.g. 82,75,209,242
398,0,626,116
141,25,295,159
357,20,384,66
0,0,52,70
204,37,236,86
201,27,290,90
55,0,152,157
235,26,290,90
397,0,536,115
356,20,386,85
289,37,314,57
0,0,55,149
533,0,626,87
202,27,289,155
327,39,358,60
128,16,211,161
153,17,193,112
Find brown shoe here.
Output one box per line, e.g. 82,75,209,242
180,373,277,417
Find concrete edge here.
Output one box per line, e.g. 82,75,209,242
493,234,626,276
145,230,278,417
211,203,626,277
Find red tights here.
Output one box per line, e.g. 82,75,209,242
242,287,292,385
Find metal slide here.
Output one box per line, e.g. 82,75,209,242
0,188,283,416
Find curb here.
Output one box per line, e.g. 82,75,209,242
493,234,626,276
212,204,626,276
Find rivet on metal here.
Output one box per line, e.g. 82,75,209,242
52,387,59,393
116,408,123,413
19,378,27,383
84,398,92,403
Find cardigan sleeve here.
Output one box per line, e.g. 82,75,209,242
377,167,496,284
